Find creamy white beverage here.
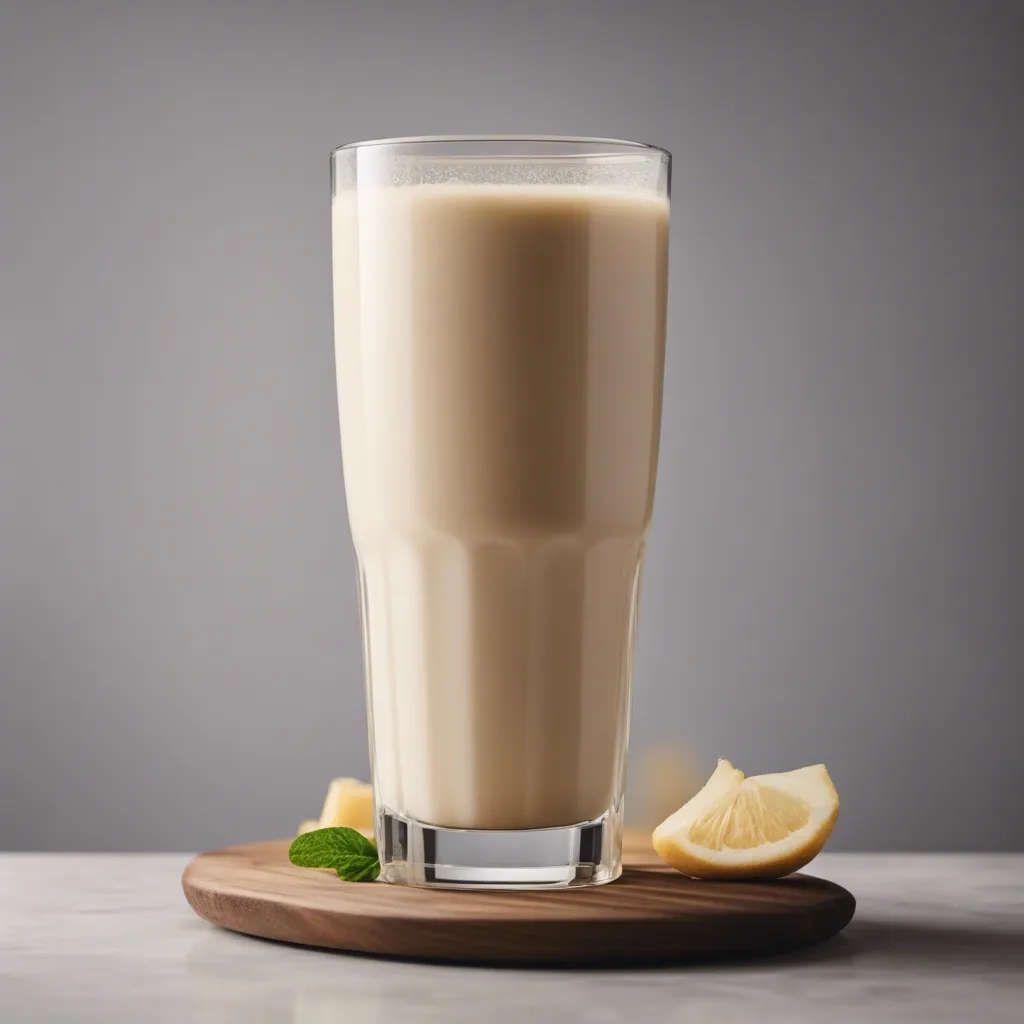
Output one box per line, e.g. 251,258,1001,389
333,183,668,830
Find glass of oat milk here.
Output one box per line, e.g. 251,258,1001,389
331,136,670,887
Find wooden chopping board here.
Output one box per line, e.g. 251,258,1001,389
182,830,854,965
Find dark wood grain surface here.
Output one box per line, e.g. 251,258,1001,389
181,831,855,964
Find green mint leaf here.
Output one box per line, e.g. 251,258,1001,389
288,827,380,881
288,825,377,865
335,854,380,882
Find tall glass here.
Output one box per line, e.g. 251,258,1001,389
331,137,670,887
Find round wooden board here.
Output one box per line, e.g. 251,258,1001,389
182,831,855,965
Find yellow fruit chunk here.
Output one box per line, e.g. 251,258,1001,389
652,758,839,879
318,777,375,832
296,819,320,836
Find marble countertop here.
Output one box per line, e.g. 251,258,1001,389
1,853,1021,1023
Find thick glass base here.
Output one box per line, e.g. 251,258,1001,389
378,803,623,889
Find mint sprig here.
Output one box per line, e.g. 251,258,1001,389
288,826,380,882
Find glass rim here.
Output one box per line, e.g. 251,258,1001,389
331,135,671,160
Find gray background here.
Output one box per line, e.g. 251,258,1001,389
1,0,1022,852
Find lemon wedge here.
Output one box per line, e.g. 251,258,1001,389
652,758,839,879
316,777,375,839
318,777,374,831
296,778,376,838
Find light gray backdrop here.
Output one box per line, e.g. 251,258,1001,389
1,0,1022,852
